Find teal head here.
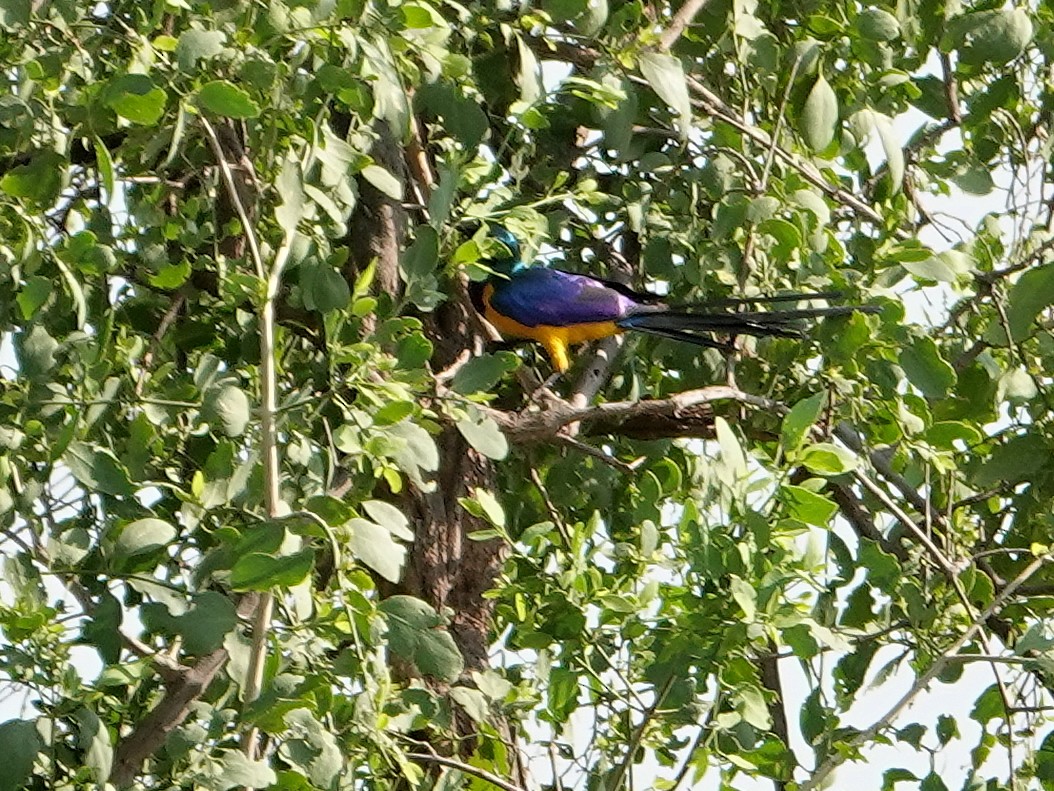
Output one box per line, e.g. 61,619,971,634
488,225,527,275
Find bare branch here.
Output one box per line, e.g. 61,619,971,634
658,0,712,52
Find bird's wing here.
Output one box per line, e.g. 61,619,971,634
488,268,640,327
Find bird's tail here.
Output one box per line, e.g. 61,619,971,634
617,303,876,348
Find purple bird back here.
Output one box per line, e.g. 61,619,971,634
488,267,641,327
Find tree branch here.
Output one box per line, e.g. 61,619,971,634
110,648,228,787
658,0,713,52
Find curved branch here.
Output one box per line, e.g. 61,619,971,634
487,385,779,444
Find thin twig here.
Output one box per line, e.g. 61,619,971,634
658,0,712,51
405,752,528,791
200,115,295,763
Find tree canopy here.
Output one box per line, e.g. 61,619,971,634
2,0,1054,789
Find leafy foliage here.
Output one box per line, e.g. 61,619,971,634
2,0,1054,789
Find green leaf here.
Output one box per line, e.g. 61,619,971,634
800,73,838,151
0,719,41,791
0,0,30,28
278,710,342,789
379,595,465,682
466,487,505,527
952,164,995,195
195,80,261,118
936,714,959,746
362,500,413,540
348,517,407,583
780,484,838,526
80,591,122,664
973,433,1048,487
638,51,692,137
74,707,113,781
948,8,1032,66
857,8,899,40
415,82,488,150
300,260,351,313
16,276,51,319
115,518,177,557
456,412,508,460
735,684,772,730
897,722,926,748
65,441,136,497
451,352,519,394
401,225,441,310
729,575,757,621
361,164,404,200
202,383,251,437
175,591,237,654
900,337,955,399
920,772,950,791
799,443,857,475
149,260,191,289
0,151,64,205
970,684,1004,723
1006,264,1054,341
870,111,904,191
275,154,306,233
715,416,746,478
924,421,982,449
781,392,826,453
106,74,167,125
386,419,439,484
16,324,58,377
93,135,115,201
203,750,277,791
230,548,315,591
176,28,226,71
900,254,960,283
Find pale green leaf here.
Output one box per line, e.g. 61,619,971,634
800,73,838,151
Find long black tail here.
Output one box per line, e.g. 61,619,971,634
617,303,876,348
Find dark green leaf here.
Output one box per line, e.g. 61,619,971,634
106,74,167,125
0,719,41,791
80,591,122,664
64,442,136,497
936,714,959,746
176,28,226,71
379,595,464,682
973,433,1048,486
0,151,64,205
781,392,825,453
230,548,315,591
899,337,955,399
451,352,519,394
74,707,113,781
1006,264,1054,341
175,591,237,654
16,276,51,319
196,80,261,118
857,8,899,40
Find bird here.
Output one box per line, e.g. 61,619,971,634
469,226,876,374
